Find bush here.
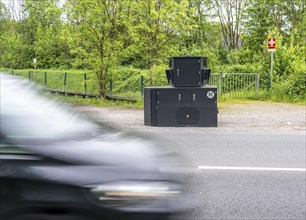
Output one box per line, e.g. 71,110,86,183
285,69,306,102
216,63,260,73
111,66,148,94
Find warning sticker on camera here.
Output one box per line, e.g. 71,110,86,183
207,91,215,99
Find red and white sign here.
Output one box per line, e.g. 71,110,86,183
268,38,276,51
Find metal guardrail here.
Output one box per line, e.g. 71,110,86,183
46,89,138,102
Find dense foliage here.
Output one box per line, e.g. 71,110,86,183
0,0,305,101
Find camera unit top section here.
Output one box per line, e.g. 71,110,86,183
166,56,211,87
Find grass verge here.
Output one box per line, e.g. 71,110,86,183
56,95,144,109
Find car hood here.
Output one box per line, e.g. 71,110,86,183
26,133,166,169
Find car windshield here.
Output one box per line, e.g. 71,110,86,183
0,73,99,144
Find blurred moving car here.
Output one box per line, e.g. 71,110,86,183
0,73,183,220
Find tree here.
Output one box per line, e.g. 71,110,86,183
0,1,11,67
66,0,132,98
242,0,272,57
209,0,245,50
180,0,220,51
23,0,65,68
175,0,222,69
281,0,305,47
242,0,305,61
130,0,190,85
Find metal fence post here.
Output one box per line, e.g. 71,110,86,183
28,71,31,81
218,73,222,96
140,75,144,99
44,72,47,88
109,79,113,98
84,73,87,98
255,73,260,96
63,72,67,95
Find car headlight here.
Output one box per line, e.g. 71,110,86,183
88,181,181,207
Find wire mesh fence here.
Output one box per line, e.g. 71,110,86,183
209,73,260,98
10,70,260,100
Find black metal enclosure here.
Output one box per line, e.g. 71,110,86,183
144,56,217,127
144,87,217,127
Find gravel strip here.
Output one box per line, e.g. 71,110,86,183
74,102,305,134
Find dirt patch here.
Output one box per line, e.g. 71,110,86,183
74,101,305,134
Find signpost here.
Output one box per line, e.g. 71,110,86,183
267,38,276,89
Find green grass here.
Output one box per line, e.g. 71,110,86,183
10,69,99,94
252,89,305,104
2,68,305,108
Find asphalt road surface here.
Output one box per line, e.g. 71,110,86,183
161,132,306,220
75,104,306,220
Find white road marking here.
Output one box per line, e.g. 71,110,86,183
198,166,306,172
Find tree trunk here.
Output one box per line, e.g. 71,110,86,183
149,59,153,86
97,69,106,99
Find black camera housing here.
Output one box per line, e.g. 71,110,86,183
145,56,217,127
166,57,211,87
